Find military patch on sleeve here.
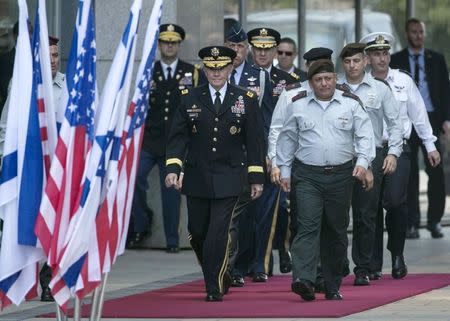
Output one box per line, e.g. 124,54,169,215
292,90,307,102
246,91,254,98
290,72,300,80
181,89,189,95
285,82,302,91
373,77,392,90
336,83,351,93
342,91,365,110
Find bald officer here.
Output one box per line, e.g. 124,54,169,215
165,46,265,302
277,60,374,301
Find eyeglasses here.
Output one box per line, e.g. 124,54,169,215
277,50,294,56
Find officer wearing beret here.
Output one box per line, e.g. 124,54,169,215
337,42,402,286
130,24,199,252
361,32,440,280
267,47,335,290
165,46,265,302
224,23,273,287
277,60,374,301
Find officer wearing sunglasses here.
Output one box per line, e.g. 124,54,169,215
276,37,307,81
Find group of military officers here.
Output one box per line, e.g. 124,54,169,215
136,21,441,302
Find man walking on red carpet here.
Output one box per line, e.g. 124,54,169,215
165,46,265,302
277,60,374,301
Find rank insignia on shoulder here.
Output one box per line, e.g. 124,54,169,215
181,89,189,95
343,92,365,109
292,90,307,102
285,82,302,91
336,83,351,93
290,72,300,80
246,91,254,98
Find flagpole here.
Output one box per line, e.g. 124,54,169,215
88,282,101,321
73,296,82,321
55,304,67,321
94,272,109,321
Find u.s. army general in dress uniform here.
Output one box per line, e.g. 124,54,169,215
165,46,265,302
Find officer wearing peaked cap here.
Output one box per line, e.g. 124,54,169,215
165,45,265,302
130,23,199,253
224,23,273,287
361,32,440,281
245,27,299,283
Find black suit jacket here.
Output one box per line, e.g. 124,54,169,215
142,59,198,156
390,48,450,128
166,84,265,198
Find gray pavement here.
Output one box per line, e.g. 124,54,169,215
0,226,448,321
1,170,450,321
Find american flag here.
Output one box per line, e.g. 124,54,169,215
34,0,96,309
0,0,55,308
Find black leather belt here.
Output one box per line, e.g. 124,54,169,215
297,159,354,174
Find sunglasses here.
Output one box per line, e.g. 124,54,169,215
277,50,294,56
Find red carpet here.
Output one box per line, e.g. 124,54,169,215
45,274,450,318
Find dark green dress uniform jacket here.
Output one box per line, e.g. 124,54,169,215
142,59,199,157
166,84,266,199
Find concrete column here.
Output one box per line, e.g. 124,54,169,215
58,0,224,248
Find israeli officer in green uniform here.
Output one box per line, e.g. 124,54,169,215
277,60,375,301
165,46,265,302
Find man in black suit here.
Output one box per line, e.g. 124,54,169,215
165,46,265,301
129,23,199,251
390,18,450,239
276,37,307,81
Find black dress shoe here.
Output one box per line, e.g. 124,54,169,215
369,271,382,280
279,250,292,273
252,272,268,282
427,223,444,239
354,271,370,286
231,275,245,287
126,231,149,249
223,271,232,294
325,291,343,300
40,287,54,302
391,255,408,279
166,246,179,253
406,226,420,239
205,292,223,302
291,279,315,301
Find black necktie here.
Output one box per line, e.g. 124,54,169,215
214,91,221,113
167,66,172,81
230,69,237,85
413,54,420,84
